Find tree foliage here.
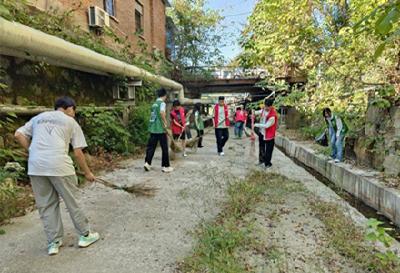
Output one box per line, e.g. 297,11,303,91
240,0,400,127
167,0,225,68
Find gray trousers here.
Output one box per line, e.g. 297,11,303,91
30,175,90,244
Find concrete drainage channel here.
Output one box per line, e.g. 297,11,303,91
275,135,400,239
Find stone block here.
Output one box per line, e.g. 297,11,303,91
342,169,357,196
358,179,382,210
314,155,326,175
329,163,344,188
380,188,399,222
372,141,385,171
353,137,373,167
383,155,400,177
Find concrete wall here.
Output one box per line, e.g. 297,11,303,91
28,0,167,56
275,135,400,227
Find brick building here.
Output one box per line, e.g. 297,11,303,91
27,0,170,57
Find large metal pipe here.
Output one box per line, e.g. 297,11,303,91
0,17,212,105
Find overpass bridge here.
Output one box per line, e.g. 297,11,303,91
180,66,307,100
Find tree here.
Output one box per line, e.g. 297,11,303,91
167,0,225,69
239,0,399,122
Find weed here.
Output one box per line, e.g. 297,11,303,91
265,245,283,262
366,218,400,268
177,171,305,273
314,146,331,157
310,200,400,273
0,168,32,224
178,187,190,200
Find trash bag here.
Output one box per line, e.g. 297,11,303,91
315,131,328,146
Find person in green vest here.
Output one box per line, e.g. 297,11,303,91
194,103,205,148
144,88,173,173
323,108,348,163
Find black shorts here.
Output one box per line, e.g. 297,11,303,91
173,133,186,140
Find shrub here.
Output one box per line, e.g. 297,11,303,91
0,169,23,224
78,107,132,154
127,103,151,150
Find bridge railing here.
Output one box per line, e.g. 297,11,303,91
183,66,268,80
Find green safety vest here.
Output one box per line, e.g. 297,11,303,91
149,99,165,134
195,111,204,130
330,114,348,135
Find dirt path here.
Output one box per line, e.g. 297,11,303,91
0,130,379,273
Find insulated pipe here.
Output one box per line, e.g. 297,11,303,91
0,17,212,105
0,105,115,115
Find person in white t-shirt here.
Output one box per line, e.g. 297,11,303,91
15,96,99,256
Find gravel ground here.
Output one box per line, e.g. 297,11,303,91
0,129,384,273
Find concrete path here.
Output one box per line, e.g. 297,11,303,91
0,130,370,273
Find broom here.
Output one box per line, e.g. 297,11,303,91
78,171,159,196
244,127,251,137
165,129,183,153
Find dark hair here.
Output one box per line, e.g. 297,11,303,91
218,96,225,101
264,98,274,107
172,99,180,107
322,107,331,117
157,88,167,98
237,107,241,111
54,96,76,110
194,102,202,112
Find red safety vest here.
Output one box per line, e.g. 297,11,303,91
214,104,230,127
170,107,186,135
235,110,246,122
262,107,278,140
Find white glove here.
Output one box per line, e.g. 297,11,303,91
254,123,261,128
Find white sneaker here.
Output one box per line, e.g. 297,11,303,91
183,152,187,157
144,162,151,171
78,232,100,248
162,167,174,173
48,240,63,256
219,152,225,156
334,159,340,163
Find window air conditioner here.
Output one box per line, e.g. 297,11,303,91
113,80,142,101
88,6,110,28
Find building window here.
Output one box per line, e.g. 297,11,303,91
135,1,143,34
104,0,115,16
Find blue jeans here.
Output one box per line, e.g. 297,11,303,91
329,127,344,161
234,121,244,137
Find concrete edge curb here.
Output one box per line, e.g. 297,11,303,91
275,135,400,227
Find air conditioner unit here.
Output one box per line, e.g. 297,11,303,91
88,6,110,28
113,80,142,101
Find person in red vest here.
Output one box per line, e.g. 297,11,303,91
254,98,278,168
213,96,230,156
234,106,246,138
170,99,187,157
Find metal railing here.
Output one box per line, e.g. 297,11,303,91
184,66,268,80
